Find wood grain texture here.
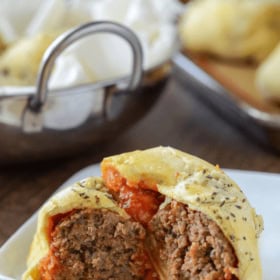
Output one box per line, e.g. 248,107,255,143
0,75,279,245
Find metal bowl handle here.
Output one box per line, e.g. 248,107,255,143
28,21,143,112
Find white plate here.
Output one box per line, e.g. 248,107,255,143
0,165,279,280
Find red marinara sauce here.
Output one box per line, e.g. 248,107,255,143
38,211,76,279
102,165,164,225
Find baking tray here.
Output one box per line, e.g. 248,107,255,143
173,52,280,152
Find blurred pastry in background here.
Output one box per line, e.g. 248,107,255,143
0,33,57,86
256,42,280,104
179,0,280,62
0,35,5,52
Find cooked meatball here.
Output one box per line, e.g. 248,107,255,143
39,208,155,280
148,201,238,280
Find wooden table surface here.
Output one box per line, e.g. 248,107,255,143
0,72,279,246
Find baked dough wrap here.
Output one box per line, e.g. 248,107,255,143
22,177,129,280
101,146,263,280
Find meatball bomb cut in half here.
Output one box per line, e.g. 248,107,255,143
101,147,263,280
24,147,263,280
23,177,157,280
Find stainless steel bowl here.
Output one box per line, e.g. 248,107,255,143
0,21,171,163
